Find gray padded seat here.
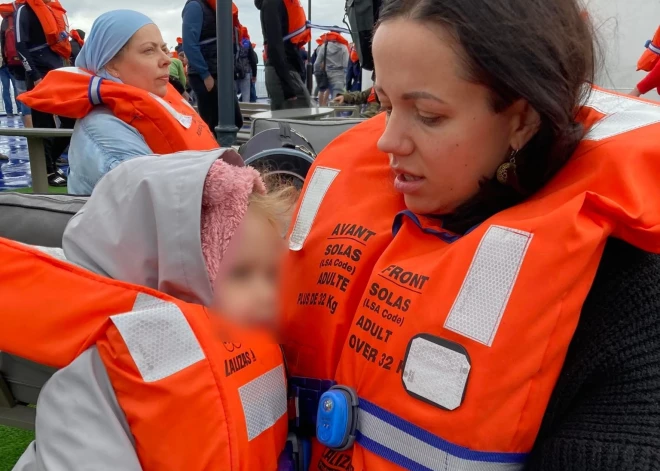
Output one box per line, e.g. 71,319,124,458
0,193,87,247
250,118,365,154
0,192,87,429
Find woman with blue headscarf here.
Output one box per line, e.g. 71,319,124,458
19,9,217,195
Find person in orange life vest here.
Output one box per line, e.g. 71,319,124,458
19,10,218,196
15,0,74,187
281,0,660,470
69,28,85,64
12,149,296,471
255,0,312,111
0,9,32,129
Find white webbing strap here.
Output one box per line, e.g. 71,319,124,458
356,398,527,471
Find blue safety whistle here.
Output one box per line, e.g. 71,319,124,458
316,385,359,450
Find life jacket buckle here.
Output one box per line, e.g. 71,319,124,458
316,385,359,451
288,377,336,436
278,433,311,471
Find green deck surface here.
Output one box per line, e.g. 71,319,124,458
3,186,69,194
0,426,34,470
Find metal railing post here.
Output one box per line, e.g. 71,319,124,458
215,0,239,147
25,137,48,193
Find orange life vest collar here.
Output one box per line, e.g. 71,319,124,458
19,67,218,154
281,88,660,470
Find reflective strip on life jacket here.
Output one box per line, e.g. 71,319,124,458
357,399,527,471
283,22,308,42
111,293,206,382
149,93,193,129
289,166,340,251
444,225,532,347
648,41,660,55
88,76,103,106
239,364,288,440
584,88,660,141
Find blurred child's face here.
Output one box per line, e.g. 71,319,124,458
211,207,285,330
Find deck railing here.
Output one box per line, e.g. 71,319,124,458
2,101,362,193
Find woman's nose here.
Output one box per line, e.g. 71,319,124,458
377,110,414,157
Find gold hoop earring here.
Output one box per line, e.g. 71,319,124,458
497,149,518,185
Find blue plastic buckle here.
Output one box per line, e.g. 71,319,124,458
288,377,336,436
316,385,359,451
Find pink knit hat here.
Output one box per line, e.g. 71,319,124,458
201,160,266,287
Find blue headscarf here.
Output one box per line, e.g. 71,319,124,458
75,10,155,82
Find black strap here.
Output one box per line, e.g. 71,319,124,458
321,41,328,70
279,123,296,149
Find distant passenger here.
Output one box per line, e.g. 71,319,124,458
256,0,311,110
16,0,74,186
69,28,85,64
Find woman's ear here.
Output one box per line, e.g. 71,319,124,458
104,61,119,78
507,99,541,150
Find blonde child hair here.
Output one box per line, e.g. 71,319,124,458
248,177,300,236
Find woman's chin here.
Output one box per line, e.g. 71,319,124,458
152,84,169,98
403,194,450,216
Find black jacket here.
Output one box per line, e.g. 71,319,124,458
255,0,304,99
528,238,660,470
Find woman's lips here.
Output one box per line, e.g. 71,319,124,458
393,172,425,193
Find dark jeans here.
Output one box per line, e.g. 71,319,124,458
250,81,257,103
27,72,75,174
0,66,15,115
264,67,311,111
188,73,243,132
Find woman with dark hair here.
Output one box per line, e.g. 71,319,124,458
281,0,660,470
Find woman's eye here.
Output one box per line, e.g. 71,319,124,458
417,114,442,126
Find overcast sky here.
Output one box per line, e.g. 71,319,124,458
65,0,347,54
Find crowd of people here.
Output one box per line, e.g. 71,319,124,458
3,0,660,470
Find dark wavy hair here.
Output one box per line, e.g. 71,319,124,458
377,0,597,233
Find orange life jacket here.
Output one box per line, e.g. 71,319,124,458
69,28,83,47
0,2,14,17
19,67,219,154
15,0,71,59
367,87,377,103
281,88,660,470
204,1,241,28
263,0,308,62
316,32,349,50
281,0,310,46
0,238,288,470
350,45,359,63
637,26,660,71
